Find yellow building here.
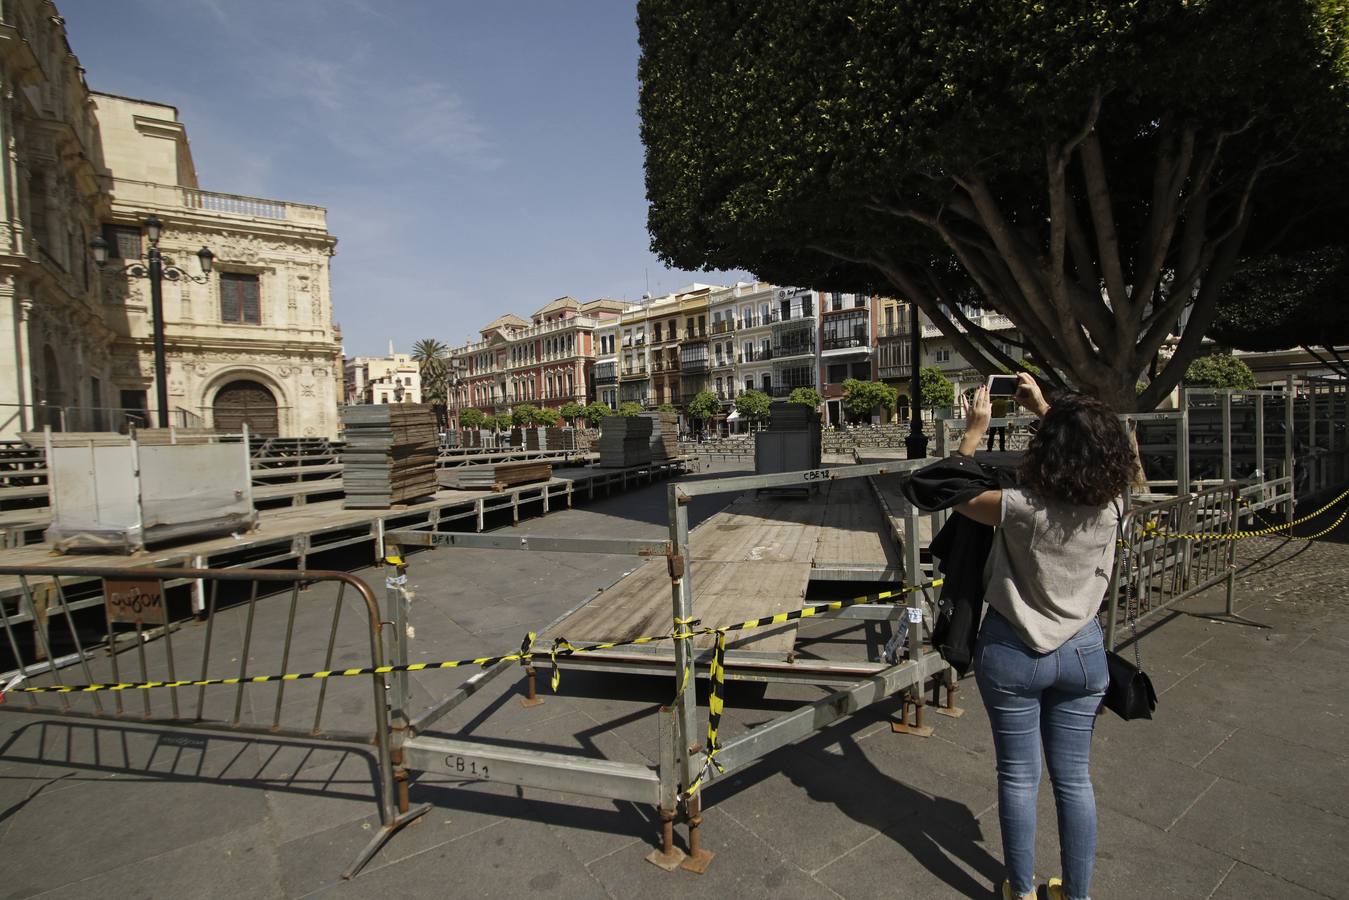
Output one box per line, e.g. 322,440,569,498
0,3,342,439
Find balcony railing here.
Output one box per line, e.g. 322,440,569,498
821,336,871,352
877,323,909,339
711,320,733,335
682,328,708,340
736,349,773,363
680,358,709,373
712,356,733,369
771,343,816,359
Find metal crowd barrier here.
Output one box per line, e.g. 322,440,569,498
0,564,426,879
378,458,952,873
1103,484,1238,650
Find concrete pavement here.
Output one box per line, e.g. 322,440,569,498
1,462,1346,898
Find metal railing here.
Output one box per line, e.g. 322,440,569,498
0,563,423,878
378,457,941,867
0,403,204,435
1104,485,1237,650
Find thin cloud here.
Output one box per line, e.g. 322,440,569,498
268,54,500,172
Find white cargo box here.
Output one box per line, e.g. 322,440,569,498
43,428,256,553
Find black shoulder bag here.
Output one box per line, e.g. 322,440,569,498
1102,509,1157,720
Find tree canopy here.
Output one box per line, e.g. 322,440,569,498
789,386,823,409
510,404,539,426
617,402,645,417
1184,352,1257,389
1211,246,1349,376
638,1,1349,411
686,390,720,422
560,401,584,423
841,379,897,421
458,408,487,430
734,389,771,423
919,367,955,409
582,401,612,427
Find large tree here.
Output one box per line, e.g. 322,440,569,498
1211,246,1349,376
638,1,1349,411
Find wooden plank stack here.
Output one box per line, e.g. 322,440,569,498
595,416,652,468
340,404,438,508
438,460,553,491
641,412,680,461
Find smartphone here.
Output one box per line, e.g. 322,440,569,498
987,374,1018,397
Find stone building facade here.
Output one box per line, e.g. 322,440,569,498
450,297,629,417
0,3,341,440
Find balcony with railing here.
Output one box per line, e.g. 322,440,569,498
920,311,1014,338
821,335,872,354
736,348,773,364
877,322,910,340
711,354,734,370
711,320,734,335
770,340,816,360
682,327,709,341
109,177,328,229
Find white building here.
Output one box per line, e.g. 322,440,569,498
344,348,422,405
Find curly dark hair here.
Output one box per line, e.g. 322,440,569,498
1018,392,1135,507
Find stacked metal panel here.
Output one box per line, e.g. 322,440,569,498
594,416,653,468
755,401,823,476
438,460,553,490
340,404,439,508
641,412,680,461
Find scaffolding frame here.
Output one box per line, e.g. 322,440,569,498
380,458,952,872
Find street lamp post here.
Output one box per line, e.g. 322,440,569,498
904,302,928,460
91,216,214,428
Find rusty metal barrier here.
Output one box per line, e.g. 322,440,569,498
0,563,427,878
1104,484,1238,650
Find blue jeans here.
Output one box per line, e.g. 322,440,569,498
976,609,1107,900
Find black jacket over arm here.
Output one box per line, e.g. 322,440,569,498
897,456,1017,676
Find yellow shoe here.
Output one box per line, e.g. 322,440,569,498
1001,881,1036,900
1045,876,1066,900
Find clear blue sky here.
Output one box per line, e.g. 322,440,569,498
61,0,750,355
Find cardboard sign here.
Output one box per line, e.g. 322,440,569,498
104,578,166,626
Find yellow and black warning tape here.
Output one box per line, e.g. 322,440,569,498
1137,487,1349,542
4,579,942,697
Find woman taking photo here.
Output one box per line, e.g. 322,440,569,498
954,374,1135,900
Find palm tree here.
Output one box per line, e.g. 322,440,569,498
411,338,449,428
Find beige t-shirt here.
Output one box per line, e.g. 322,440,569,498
983,487,1119,653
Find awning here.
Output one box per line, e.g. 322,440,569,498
726,410,741,421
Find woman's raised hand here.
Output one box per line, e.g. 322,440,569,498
1014,373,1050,417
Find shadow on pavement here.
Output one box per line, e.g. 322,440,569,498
0,717,383,823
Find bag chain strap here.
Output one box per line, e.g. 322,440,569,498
1117,500,1144,672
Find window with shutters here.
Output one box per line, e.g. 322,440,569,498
219,273,261,324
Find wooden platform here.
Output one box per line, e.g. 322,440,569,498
545,472,899,659
0,458,691,604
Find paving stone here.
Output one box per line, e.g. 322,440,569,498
1210,861,1331,900
587,805,841,900
1085,801,1232,900
1168,774,1349,898
32,823,283,900
318,816,610,900
0,773,269,897
812,811,1002,899
1196,726,1349,816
